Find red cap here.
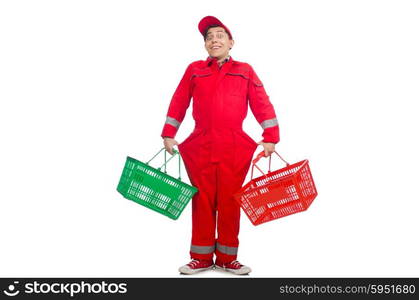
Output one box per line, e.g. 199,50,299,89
198,16,233,40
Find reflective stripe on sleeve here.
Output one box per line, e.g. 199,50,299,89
260,118,278,129
216,242,238,255
165,116,181,129
190,245,215,254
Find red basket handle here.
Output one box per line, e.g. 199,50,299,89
251,150,290,180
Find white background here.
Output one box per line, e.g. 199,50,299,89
1,0,418,277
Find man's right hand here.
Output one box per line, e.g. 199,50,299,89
163,137,179,155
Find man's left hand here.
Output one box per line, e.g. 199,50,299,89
258,141,276,157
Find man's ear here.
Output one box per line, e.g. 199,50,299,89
229,39,235,50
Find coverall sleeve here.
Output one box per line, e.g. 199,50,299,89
161,63,194,139
247,65,280,144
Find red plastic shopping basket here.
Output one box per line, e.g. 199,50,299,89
234,151,318,225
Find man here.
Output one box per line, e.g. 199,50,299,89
161,16,279,275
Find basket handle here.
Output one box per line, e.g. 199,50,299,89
146,147,182,180
250,150,290,180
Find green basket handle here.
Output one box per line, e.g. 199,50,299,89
146,147,182,180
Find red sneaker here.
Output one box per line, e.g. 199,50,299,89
178,259,214,275
215,260,252,275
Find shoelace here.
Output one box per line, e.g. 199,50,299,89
228,260,243,268
187,259,200,268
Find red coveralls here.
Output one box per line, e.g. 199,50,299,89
161,55,279,263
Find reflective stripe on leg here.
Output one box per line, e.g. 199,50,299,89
190,244,215,254
216,242,238,255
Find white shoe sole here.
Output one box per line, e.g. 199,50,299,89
215,265,251,275
179,265,214,275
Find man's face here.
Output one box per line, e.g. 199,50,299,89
204,27,234,60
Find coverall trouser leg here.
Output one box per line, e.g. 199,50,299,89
178,128,258,263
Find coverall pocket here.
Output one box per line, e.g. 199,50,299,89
232,130,258,175
179,129,203,147
225,72,249,96
191,70,212,98
237,130,258,148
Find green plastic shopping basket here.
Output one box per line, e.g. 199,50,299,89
117,148,197,220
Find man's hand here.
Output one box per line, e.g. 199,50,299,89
258,140,276,157
163,137,179,155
